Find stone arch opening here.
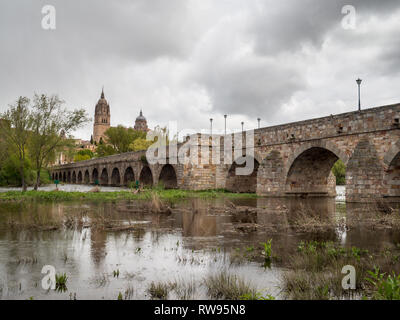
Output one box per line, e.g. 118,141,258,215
77,171,83,184
384,152,400,198
286,147,339,196
55,173,58,181
111,168,121,186
92,168,99,184
72,171,76,184
139,166,153,187
67,172,71,183
159,164,178,189
100,168,109,185
124,167,135,186
62,172,66,182
84,170,90,184
226,156,260,193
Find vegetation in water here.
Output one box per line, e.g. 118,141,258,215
204,272,257,300
366,267,400,300
55,273,68,292
0,188,259,202
282,240,400,300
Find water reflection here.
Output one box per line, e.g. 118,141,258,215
0,192,399,300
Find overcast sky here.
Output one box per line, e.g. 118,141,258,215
0,0,399,140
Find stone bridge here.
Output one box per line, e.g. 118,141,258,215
50,103,400,203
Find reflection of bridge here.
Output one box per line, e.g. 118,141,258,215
50,103,400,202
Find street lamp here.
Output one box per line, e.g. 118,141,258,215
241,121,244,132
210,118,213,135
356,78,362,111
257,118,261,129
224,115,227,135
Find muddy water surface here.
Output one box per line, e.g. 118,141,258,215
0,186,399,300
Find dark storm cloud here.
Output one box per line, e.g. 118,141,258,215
251,0,400,55
0,0,399,136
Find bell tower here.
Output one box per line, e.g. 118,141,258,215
93,88,111,143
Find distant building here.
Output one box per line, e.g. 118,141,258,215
93,88,111,144
92,89,149,144
134,109,149,132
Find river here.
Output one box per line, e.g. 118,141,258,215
0,185,398,300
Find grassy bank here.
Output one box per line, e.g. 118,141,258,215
0,188,259,202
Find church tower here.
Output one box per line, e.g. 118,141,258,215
93,88,110,144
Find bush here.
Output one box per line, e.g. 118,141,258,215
332,160,346,185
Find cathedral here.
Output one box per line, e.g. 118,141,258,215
92,88,148,143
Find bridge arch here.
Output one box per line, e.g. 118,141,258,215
100,168,109,185
226,156,260,193
285,143,344,196
383,140,400,198
111,168,121,186
92,168,99,184
77,171,83,184
72,171,77,184
159,164,178,189
124,167,135,186
84,170,90,184
139,166,153,187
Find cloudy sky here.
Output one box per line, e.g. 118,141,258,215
0,0,399,140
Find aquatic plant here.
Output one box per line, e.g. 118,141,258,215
113,269,120,278
204,272,257,300
240,292,275,300
260,240,272,260
55,273,68,292
366,267,400,300
147,281,169,300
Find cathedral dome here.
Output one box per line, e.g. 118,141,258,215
136,110,146,121
134,109,148,132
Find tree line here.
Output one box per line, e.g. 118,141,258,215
0,94,89,190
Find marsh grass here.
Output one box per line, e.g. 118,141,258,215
291,203,336,233
0,189,258,203
55,273,68,293
147,281,169,300
204,272,257,300
365,267,400,300
282,240,400,300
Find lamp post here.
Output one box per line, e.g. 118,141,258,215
257,118,261,129
356,78,362,111
210,118,213,135
224,115,227,135
241,122,244,132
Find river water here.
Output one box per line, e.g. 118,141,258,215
0,185,398,300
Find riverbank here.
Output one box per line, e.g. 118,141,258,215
0,188,259,202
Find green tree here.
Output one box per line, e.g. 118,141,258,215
103,126,145,154
29,94,90,190
130,138,153,152
73,149,94,162
332,159,346,185
95,143,117,157
0,97,32,191
0,154,35,187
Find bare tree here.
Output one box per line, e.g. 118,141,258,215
0,97,32,191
